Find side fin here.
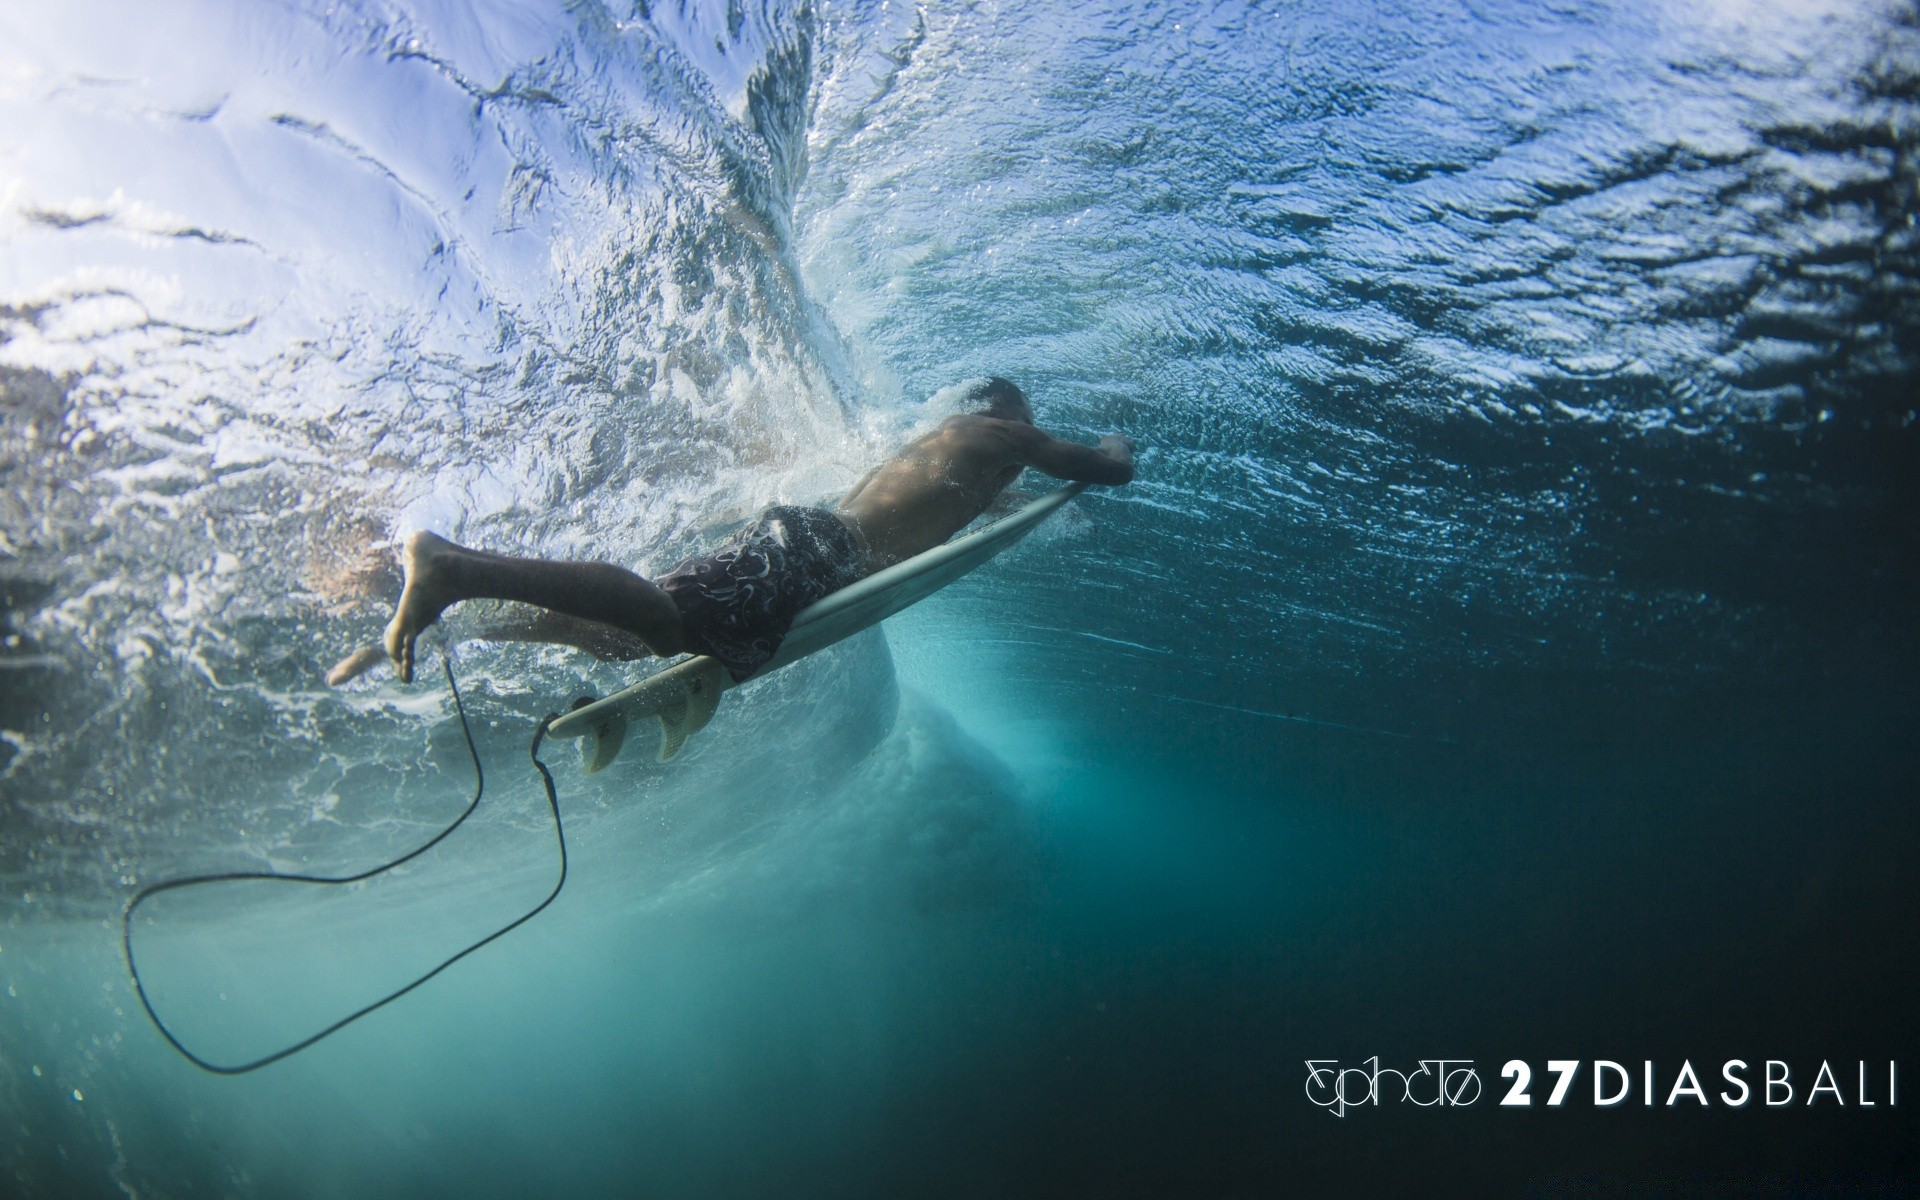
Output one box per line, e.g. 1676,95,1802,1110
656,658,728,761
572,696,629,774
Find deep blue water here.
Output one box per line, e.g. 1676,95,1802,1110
2,0,1916,1195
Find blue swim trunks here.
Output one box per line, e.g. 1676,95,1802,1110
656,505,865,681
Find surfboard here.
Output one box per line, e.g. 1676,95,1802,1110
547,482,1088,768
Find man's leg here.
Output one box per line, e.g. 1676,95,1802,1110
326,606,655,686
474,609,655,662
377,531,685,682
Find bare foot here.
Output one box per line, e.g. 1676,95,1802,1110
383,531,463,683
326,643,387,686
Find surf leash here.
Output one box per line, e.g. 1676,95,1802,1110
121,653,569,1075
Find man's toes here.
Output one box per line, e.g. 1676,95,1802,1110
326,644,386,686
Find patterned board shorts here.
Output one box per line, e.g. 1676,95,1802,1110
656,505,866,681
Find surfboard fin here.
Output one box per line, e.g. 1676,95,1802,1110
571,696,628,774
654,658,727,762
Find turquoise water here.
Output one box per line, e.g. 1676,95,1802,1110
2,0,1916,1194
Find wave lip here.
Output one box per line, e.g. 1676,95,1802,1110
0,0,877,910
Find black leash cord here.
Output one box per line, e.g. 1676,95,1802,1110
122,655,568,1075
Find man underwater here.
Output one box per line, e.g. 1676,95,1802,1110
329,378,1135,686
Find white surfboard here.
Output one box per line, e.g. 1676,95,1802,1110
547,482,1087,769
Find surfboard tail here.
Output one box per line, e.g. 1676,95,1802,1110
571,655,729,769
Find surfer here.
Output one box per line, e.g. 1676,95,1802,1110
328,378,1134,686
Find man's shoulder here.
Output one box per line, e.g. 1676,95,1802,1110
941,413,1041,444
942,416,1055,470
938,412,997,431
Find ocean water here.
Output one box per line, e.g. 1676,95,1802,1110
2,0,1916,1195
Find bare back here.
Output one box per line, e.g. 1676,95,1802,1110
836,414,1132,568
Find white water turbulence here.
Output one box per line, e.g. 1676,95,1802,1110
0,0,917,896
1,0,1024,1180
3,0,1917,1196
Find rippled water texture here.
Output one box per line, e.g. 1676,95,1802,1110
2,0,1916,1195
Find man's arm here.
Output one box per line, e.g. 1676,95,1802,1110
996,421,1135,485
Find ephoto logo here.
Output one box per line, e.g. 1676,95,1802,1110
1304,1058,1483,1117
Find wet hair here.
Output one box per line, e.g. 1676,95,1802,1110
967,376,1033,423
